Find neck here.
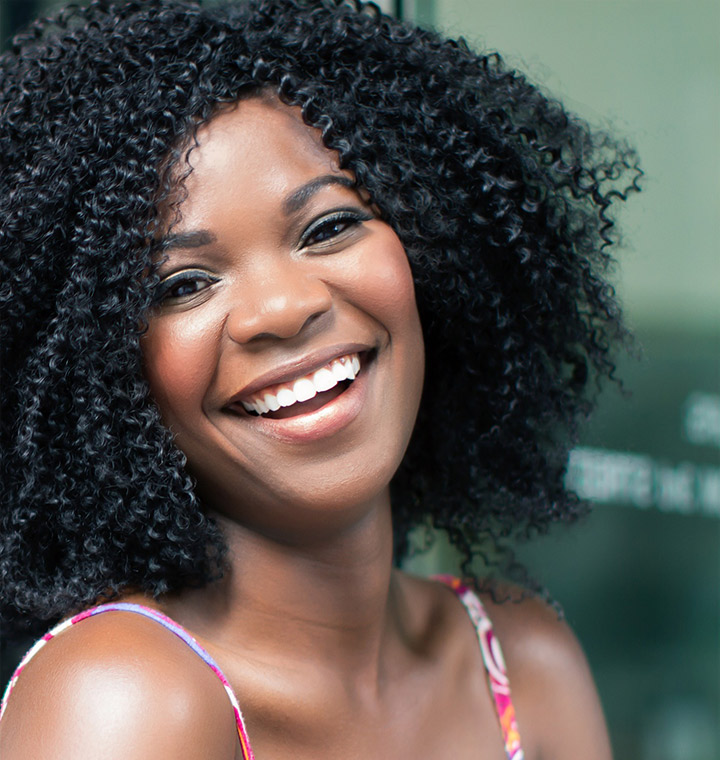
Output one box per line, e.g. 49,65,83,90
171,491,406,687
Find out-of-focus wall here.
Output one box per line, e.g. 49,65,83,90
0,0,42,43
404,2,720,759
416,0,720,334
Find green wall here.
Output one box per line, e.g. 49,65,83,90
403,2,720,758
422,0,720,333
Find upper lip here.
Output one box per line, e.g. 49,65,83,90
226,343,372,405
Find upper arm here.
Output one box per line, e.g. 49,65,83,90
0,613,238,760
483,592,613,760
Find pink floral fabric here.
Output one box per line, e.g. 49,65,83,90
435,575,525,760
1,579,523,759
0,603,255,759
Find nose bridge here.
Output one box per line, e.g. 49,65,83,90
225,255,332,343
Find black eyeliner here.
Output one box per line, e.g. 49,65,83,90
299,208,374,247
153,270,218,303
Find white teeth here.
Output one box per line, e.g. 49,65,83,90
264,393,281,412
293,378,317,403
240,352,363,415
276,387,297,407
313,367,337,392
331,360,349,382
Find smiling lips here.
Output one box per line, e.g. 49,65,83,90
238,353,362,417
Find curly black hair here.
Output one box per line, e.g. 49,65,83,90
0,0,640,631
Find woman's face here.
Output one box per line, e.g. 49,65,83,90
142,97,424,541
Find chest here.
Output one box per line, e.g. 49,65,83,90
227,657,514,760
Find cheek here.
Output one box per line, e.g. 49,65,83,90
141,316,218,421
354,231,425,413
352,232,421,331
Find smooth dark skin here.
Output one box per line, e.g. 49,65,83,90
0,97,613,760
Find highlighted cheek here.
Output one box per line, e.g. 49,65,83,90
155,358,207,412
141,323,217,419
356,237,419,317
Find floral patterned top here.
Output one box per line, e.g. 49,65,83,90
0,578,523,759
434,575,525,759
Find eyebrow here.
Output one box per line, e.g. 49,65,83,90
157,175,357,251
282,175,356,215
158,229,217,252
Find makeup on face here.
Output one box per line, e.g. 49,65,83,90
234,352,361,416
141,96,425,534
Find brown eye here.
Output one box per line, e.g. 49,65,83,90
300,209,373,248
154,271,218,304
309,218,353,243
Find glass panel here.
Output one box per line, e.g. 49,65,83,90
404,2,720,758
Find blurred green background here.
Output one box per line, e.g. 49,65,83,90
1,1,718,757
395,1,720,758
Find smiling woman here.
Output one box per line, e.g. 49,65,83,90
0,1,639,759
143,96,424,534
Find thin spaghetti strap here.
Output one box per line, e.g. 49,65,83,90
434,575,525,760
0,602,255,760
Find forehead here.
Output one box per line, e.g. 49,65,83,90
160,95,355,238
156,95,361,251
180,96,343,200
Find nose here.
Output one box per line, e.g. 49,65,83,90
225,265,333,344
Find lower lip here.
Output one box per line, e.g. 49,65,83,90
234,364,370,444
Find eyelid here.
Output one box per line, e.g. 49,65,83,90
153,269,219,302
298,207,374,248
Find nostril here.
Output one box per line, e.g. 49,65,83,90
304,309,328,328
225,276,332,344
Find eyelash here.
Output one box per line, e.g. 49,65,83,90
153,270,218,304
299,209,373,248
153,209,372,303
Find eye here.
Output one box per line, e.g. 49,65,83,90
154,270,219,304
299,209,373,248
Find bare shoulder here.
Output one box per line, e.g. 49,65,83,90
479,586,613,760
0,610,238,760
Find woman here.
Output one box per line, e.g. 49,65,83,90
0,1,639,757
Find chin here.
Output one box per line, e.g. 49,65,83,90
194,453,402,545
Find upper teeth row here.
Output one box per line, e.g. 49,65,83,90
241,353,361,415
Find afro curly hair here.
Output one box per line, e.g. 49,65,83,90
0,0,640,631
